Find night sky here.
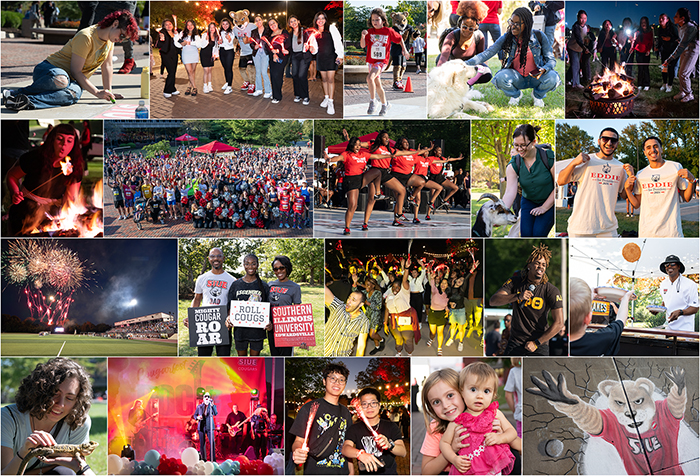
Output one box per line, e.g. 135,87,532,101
211,1,342,28
1,239,178,326
565,1,699,28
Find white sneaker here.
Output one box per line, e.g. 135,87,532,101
221,83,229,90
327,100,335,115
294,96,301,102
533,96,545,107
224,86,233,95
445,338,454,347
367,99,378,114
665,85,673,92
163,92,172,98
171,90,180,96
320,96,329,107
203,84,210,93
660,84,667,91
263,92,272,99
272,98,280,104
302,98,310,105
643,86,649,91
673,91,687,100
253,89,263,97
681,94,695,103
457,342,464,352
508,91,523,106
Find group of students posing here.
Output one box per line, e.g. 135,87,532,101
155,12,343,113
325,130,463,235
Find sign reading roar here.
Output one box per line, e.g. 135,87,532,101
188,305,229,347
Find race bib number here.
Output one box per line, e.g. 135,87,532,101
371,41,386,60
398,314,412,326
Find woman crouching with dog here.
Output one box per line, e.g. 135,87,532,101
465,7,560,107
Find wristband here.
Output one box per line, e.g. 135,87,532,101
17,450,27,460
357,449,365,458
388,439,395,451
77,464,91,475
535,339,541,347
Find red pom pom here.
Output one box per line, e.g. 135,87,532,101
179,464,187,473
184,212,193,221
258,463,274,475
205,191,213,201
236,219,244,228
181,197,189,205
199,199,206,207
251,209,258,218
256,218,264,228
195,190,202,200
215,206,223,216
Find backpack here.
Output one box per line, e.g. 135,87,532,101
513,144,553,176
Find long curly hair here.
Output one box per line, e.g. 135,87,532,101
456,1,489,23
40,123,84,185
15,358,93,431
520,243,552,284
501,7,533,68
97,10,139,42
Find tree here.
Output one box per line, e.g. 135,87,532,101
356,358,410,405
472,121,554,196
555,123,594,163
301,120,314,141
151,1,222,30
140,140,172,158
343,3,372,43
258,239,324,284
285,358,339,401
266,120,304,146
617,124,643,168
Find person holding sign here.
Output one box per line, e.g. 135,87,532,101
268,255,302,356
189,247,236,356
226,254,270,356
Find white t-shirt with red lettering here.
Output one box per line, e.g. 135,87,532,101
194,270,236,306
567,155,627,236
633,160,684,237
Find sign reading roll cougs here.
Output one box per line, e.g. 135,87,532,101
188,305,229,347
272,304,315,347
228,300,270,328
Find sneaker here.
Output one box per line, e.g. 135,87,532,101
379,103,390,116
343,227,351,235
221,83,229,90
429,203,436,212
437,348,443,356
247,85,255,95
160,219,165,224
285,223,290,228
263,92,272,99
163,92,172,98
660,84,667,91
416,68,421,74
445,338,454,347
2,89,14,104
320,96,330,107
252,89,263,96
240,82,249,90
327,101,335,115
303,98,310,105
532,91,544,107
203,84,210,93
681,94,695,103
272,98,280,104
362,223,368,231
4,93,33,111
425,214,432,221
171,90,180,96
224,86,233,95
294,96,301,102
117,58,135,74
508,91,523,106
673,92,687,100
426,339,433,347
395,213,409,221
392,81,402,90
392,220,404,227
374,194,386,200
413,218,421,224
457,341,464,352
665,85,673,93
643,86,649,91
367,99,378,114
395,352,402,357
279,223,283,228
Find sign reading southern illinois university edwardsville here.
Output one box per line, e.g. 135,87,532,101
272,304,315,347
188,305,230,347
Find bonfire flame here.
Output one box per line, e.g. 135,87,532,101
60,156,73,175
588,63,635,99
28,179,103,237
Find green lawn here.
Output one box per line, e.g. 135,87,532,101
0,334,177,356
178,284,325,356
556,207,699,238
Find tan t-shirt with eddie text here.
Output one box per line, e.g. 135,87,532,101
46,24,112,79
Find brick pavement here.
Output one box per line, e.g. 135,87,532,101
150,53,343,119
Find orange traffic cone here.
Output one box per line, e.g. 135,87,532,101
404,76,414,93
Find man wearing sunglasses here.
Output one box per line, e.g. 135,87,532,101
557,127,627,237
343,387,406,474
659,255,699,332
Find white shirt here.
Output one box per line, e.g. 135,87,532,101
504,366,522,421
408,269,427,293
660,275,699,331
567,154,627,235
194,270,236,307
634,160,684,237
383,286,411,314
413,37,426,53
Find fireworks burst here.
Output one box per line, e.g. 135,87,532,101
2,240,91,326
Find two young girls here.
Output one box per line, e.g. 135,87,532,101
421,363,520,475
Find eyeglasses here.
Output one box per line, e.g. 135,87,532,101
508,20,522,28
600,136,619,144
273,266,286,271
460,24,478,32
360,401,380,409
327,376,347,384
512,140,533,150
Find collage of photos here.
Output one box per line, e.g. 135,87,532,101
1,1,699,476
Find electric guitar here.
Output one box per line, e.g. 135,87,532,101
223,414,253,437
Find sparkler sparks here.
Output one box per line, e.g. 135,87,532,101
301,401,320,451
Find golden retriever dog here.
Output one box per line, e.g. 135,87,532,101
428,59,495,118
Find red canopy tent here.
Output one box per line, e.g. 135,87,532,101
175,133,198,141
327,132,396,154
192,141,240,154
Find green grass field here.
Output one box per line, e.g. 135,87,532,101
178,284,325,356
0,334,177,357
556,208,699,237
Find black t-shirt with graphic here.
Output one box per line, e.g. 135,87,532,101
345,419,402,475
289,398,352,475
498,271,563,345
227,278,270,343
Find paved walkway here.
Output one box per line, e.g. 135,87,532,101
314,207,470,238
344,70,427,119
150,53,343,119
1,36,149,119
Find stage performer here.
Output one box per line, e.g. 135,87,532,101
224,404,247,456
250,406,270,459
193,393,218,462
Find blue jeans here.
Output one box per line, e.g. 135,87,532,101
520,196,554,237
544,26,555,50
479,23,504,60
16,60,83,109
493,68,560,99
568,48,582,86
253,51,271,93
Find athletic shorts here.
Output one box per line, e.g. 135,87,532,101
429,173,446,185
391,172,411,187
343,174,363,192
114,198,125,209
239,54,253,68
167,200,175,206
372,167,393,185
125,198,134,207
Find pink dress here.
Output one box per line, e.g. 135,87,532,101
448,402,515,475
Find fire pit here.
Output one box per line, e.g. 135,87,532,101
583,64,638,117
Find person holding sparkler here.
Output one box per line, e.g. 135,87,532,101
174,20,203,97
343,388,406,474
312,11,343,115
290,363,353,474
5,123,84,236
288,15,315,106
250,16,273,98
267,18,292,104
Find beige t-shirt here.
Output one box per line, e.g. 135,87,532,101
634,160,684,237
46,24,112,79
567,155,627,235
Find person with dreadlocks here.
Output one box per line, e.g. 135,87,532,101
489,243,563,356
464,6,559,107
226,253,270,356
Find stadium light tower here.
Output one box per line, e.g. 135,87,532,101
127,298,138,320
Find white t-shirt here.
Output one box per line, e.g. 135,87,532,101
504,366,522,422
567,155,627,235
413,37,426,53
634,160,684,237
660,275,699,331
194,270,236,306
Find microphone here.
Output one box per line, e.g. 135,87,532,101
520,284,536,308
